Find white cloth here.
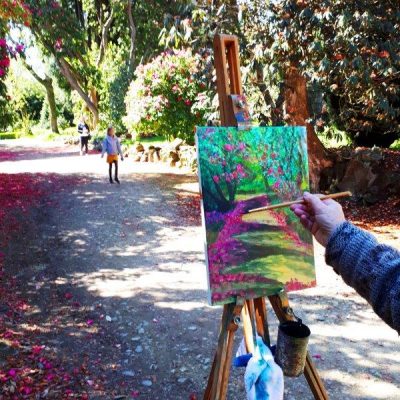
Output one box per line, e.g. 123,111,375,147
244,337,284,400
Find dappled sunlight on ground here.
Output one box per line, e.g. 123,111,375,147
0,141,399,399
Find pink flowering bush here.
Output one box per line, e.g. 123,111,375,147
0,10,25,128
124,49,208,143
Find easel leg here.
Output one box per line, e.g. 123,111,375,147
204,301,243,400
253,297,270,346
242,300,255,353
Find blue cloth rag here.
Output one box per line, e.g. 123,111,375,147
244,337,284,400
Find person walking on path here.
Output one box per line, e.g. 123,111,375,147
101,126,124,184
291,192,400,334
77,117,91,155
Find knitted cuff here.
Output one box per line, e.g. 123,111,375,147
325,221,376,274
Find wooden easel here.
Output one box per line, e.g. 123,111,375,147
203,34,329,400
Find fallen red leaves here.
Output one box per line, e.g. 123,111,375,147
0,173,90,399
341,196,400,231
0,151,18,162
339,147,400,231
175,192,201,225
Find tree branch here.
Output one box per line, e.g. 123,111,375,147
97,7,114,66
127,0,137,72
57,57,99,124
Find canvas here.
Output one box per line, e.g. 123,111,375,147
196,126,316,305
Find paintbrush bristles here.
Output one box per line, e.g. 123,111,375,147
247,191,352,213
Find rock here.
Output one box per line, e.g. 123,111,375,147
136,143,145,153
131,336,141,341
142,379,152,387
122,370,135,377
140,151,149,162
179,145,197,170
148,146,155,162
354,147,384,163
171,138,184,150
154,147,161,161
188,325,197,331
133,151,143,162
169,151,180,167
177,377,187,384
337,159,376,195
106,315,112,322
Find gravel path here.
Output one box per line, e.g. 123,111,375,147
0,139,399,399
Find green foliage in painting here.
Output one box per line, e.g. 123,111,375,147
198,127,309,213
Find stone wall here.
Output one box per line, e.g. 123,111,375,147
126,139,197,171
320,147,400,204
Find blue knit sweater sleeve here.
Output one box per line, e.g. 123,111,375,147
326,221,400,334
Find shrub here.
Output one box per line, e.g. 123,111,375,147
124,49,208,144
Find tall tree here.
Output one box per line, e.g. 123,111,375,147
255,0,400,148
22,59,59,133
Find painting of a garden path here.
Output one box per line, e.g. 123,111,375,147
197,126,316,305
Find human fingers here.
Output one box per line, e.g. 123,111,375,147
291,205,311,219
303,192,327,214
300,214,313,231
320,198,337,206
290,203,308,213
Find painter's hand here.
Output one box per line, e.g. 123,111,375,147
290,192,345,247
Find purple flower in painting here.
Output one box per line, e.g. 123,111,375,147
213,175,220,183
224,144,234,152
273,181,280,190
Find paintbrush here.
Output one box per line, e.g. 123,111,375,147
247,191,352,214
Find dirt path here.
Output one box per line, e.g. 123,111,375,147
0,140,399,399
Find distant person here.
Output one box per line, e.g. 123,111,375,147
291,192,400,334
101,126,123,184
77,117,91,155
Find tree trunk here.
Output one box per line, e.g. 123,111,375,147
22,59,59,133
43,77,59,133
127,0,137,72
58,57,99,126
284,67,333,191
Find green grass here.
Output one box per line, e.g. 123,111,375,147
137,135,169,147
1,126,77,141
1,127,172,149
0,132,18,140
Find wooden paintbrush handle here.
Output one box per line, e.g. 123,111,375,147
247,191,352,213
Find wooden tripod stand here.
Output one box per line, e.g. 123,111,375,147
203,34,329,400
